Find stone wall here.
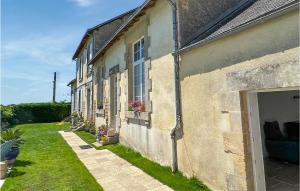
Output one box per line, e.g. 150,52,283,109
178,10,299,191
94,0,176,166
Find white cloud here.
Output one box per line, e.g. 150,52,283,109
2,34,75,67
70,0,96,7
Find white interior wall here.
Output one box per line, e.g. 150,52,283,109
258,90,299,157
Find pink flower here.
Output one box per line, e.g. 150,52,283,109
128,100,145,112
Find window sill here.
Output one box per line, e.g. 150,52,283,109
125,110,150,121
96,109,104,117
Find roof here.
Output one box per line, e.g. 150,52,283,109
67,79,76,86
72,8,137,60
179,0,299,53
90,0,156,64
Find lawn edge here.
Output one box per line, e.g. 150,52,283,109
75,130,210,191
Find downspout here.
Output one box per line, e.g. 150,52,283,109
167,0,181,174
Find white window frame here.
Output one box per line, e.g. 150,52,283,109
132,37,145,102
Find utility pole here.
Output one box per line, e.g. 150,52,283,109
52,72,56,102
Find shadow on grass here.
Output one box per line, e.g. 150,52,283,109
7,168,26,178
14,160,34,167
6,160,34,178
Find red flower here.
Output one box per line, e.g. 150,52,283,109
128,100,145,112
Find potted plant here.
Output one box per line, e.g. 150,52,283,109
128,100,145,112
0,128,24,167
97,125,108,144
0,161,7,179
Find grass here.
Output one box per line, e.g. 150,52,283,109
75,130,210,191
2,123,103,191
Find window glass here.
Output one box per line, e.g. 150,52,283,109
133,38,145,102
80,55,84,79
88,42,93,61
141,39,145,58
97,66,104,109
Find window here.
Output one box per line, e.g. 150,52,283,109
87,41,93,62
76,58,80,79
78,89,82,112
133,38,145,101
97,66,104,109
87,43,93,76
78,57,83,80
79,50,87,79
87,64,93,76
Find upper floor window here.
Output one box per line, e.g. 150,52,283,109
79,55,84,80
133,38,145,101
87,41,93,62
87,64,93,76
78,89,82,112
97,66,104,110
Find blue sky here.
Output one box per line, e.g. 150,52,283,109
1,0,144,105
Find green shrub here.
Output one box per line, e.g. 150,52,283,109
1,102,71,124
1,105,15,123
82,120,96,135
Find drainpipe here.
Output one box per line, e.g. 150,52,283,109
167,0,181,174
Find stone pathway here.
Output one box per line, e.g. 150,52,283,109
0,179,5,189
59,131,173,191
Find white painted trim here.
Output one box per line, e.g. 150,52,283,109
247,92,266,191
246,86,300,190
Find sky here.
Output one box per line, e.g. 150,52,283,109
1,0,144,105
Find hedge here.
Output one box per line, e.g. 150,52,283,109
1,102,71,124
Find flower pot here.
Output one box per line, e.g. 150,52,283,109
0,161,7,179
7,158,16,167
5,147,20,160
101,136,107,142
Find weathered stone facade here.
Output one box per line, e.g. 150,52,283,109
70,1,299,190
72,10,135,121
93,0,176,166
178,10,299,191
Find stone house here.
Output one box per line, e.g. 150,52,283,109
69,0,299,190
176,0,299,190
69,9,136,120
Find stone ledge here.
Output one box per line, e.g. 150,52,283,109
96,109,105,117
125,111,150,121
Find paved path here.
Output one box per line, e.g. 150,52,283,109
59,131,173,191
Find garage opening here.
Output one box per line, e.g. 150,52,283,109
247,89,299,191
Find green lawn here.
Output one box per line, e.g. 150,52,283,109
75,131,210,191
2,123,103,191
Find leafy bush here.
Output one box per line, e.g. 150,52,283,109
1,102,71,125
1,105,15,124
